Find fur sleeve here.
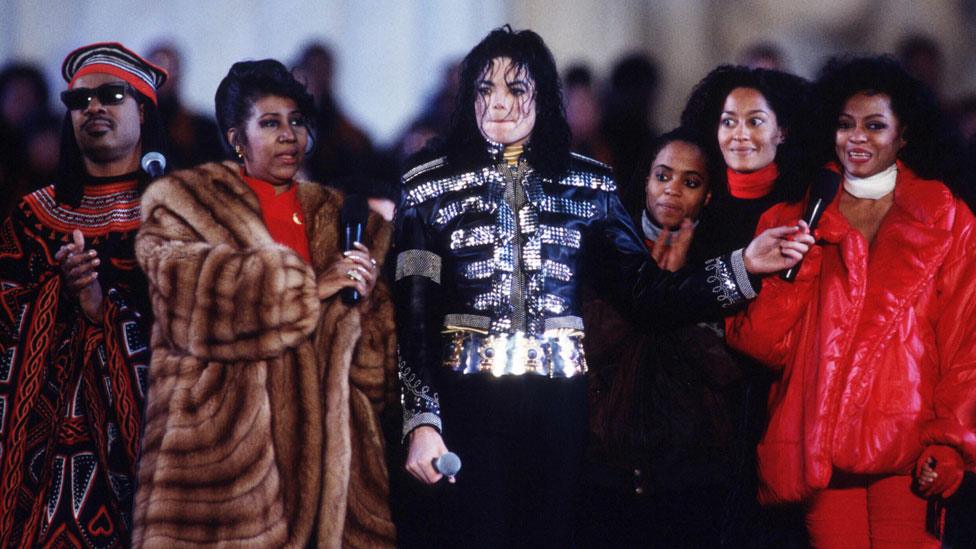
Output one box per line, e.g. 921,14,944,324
136,163,321,361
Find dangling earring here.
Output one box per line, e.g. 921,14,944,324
234,145,244,160
305,131,315,154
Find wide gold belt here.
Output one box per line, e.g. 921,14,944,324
441,330,587,378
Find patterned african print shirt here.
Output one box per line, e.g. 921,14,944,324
0,174,151,548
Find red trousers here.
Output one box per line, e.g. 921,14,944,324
806,473,939,548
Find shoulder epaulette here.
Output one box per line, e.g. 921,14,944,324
570,152,612,172
402,157,449,184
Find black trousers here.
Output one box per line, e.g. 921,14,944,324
427,372,588,548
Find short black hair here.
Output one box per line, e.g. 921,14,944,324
610,54,659,94
563,64,593,89
636,126,723,198
0,63,50,117
444,25,570,180
214,59,317,157
680,65,817,203
895,34,942,65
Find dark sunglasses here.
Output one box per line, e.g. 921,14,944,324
60,83,133,110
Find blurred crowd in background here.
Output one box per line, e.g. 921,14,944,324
2,32,975,219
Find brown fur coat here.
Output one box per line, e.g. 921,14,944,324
132,162,396,548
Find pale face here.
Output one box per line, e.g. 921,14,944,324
835,92,905,178
645,141,712,228
230,95,309,186
474,57,536,147
69,72,143,169
717,87,784,173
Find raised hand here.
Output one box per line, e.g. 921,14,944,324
54,229,104,323
651,218,694,272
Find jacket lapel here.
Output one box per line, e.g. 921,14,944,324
858,171,952,334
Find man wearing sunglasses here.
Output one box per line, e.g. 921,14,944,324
0,42,166,547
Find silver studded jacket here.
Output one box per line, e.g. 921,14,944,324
394,152,759,437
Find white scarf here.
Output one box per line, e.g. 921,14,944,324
843,163,897,199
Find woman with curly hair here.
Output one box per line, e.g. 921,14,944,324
132,59,397,547
727,55,976,548
680,65,818,262
676,64,822,546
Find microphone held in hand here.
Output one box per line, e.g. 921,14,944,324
339,194,369,305
141,151,167,179
432,451,462,477
781,168,841,282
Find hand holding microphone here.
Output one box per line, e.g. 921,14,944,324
317,195,378,302
780,168,841,281
339,195,371,305
433,451,462,481
406,426,459,484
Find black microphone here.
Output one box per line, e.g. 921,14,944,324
432,451,462,477
340,194,369,305
781,168,841,282
140,151,167,179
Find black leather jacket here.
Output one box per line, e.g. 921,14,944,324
394,151,759,436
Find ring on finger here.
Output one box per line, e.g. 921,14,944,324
346,269,365,283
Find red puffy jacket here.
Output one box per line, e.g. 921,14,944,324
726,164,976,504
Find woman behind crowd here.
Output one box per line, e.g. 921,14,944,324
727,55,976,548
581,127,758,548
132,59,397,547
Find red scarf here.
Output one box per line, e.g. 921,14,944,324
243,171,312,263
727,163,778,199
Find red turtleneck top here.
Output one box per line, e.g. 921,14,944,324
726,163,778,199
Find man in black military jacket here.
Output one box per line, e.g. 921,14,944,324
393,26,813,548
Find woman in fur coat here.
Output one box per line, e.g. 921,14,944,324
131,59,397,548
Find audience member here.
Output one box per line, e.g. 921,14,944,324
145,40,224,168
601,53,661,216
293,42,383,185
738,41,788,71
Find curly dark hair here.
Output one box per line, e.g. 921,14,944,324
680,65,817,203
444,25,571,179
635,126,723,200
54,88,167,206
814,55,972,206
214,59,317,158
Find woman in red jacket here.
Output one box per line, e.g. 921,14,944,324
726,55,976,548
